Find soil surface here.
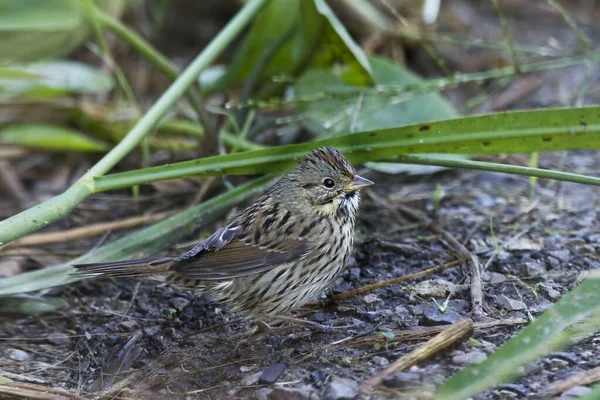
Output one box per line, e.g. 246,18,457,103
3,150,600,399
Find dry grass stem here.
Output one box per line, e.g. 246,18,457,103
361,320,474,392
3,212,172,249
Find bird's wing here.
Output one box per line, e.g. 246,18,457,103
170,213,309,280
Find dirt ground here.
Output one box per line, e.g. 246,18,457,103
3,149,600,399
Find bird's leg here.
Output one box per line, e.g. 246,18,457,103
273,315,357,333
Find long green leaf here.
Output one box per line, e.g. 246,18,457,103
0,294,68,315
296,56,461,174
295,56,456,137
0,0,126,62
94,106,600,191
0,124,110,152
436,271,600,400
313,0,371,78
212,0,371,92
0,176,272,295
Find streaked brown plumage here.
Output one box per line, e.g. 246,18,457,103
74,147,373,319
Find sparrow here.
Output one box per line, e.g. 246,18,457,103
74,147,373,323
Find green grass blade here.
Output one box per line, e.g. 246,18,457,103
436,271,600,400
313,0,371,77
0,294,68,315
95,106,600,191
0,123,110,152
0,176,272,295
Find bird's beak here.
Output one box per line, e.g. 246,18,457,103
345,174,374,191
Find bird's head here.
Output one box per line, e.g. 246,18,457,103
278,147,374,217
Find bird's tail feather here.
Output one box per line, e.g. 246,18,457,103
73,257,175,278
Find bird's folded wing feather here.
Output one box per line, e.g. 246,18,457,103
170,217,308,280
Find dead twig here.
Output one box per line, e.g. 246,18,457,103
0,146,29,159
538,365,600,398
361,320,474,392
2,212,172,249
332,259,463,302
426,222,485,320
0,160,31,207
0,381,86,400
186,176,217,208
350,318,527,348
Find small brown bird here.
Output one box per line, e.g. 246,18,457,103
75,147,372,325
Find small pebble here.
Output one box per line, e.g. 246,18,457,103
488,272,507,284
420,304,462,326
549,249,570,264
520,262,546,279
310,370,327,386
144,326,161,337
452,351,487,365
120,319,139,331
394,305,410,315
496,295,527,311
258,363,286,384
566,239,586,248
371,356,389,366
383,371,421,389
47,332,70,346
242,371,262,386
363,294,381,304
560,386,591,399
8,348,30,362
255,386,315,400
169,297,190,311
324,378,359,400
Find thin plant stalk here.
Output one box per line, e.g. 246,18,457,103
89,4,208,122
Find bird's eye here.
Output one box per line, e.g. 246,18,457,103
322,178,335,189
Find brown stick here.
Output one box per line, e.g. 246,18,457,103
0,146,29,159
391,199,485,319
0,160,31,206
538,365,600,398
332,259,463,301
361,320,474,392
350,318,527,347
0,382,86,400
427,222,485,319
3,212,171,249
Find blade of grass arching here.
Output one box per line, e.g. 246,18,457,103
93,106,600,191
0,67,41,79
0,176,272,295
0,124,110,152
313,0,371,77
436,271,600,400
0,0,269,246
0,295,68,315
